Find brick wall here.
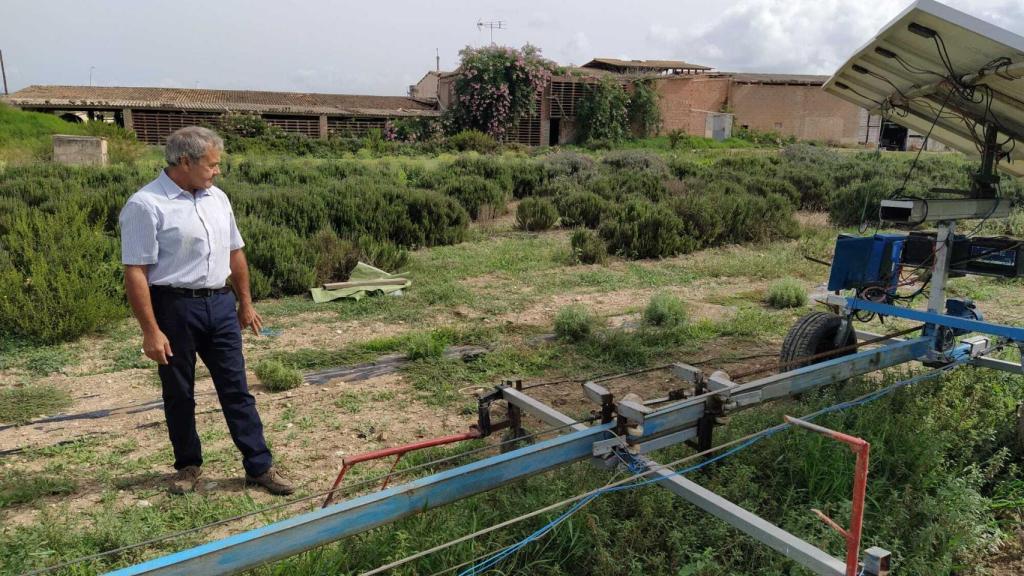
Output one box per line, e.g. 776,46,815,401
655,77,730,135
730,84,862,144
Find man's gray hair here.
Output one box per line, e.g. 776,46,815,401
165,126,224,166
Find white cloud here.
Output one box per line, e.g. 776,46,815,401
647,24,681,45
676,0,1023,74
563,31,592,62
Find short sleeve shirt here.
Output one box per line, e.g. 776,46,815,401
119,170,244,289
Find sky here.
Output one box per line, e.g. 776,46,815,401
2,0,1023,97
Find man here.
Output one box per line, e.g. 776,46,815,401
119,126,293,496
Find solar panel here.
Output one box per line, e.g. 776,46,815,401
824,0,1024,177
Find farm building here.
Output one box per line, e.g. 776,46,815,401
2,85,438,144
7,59,936,150
425,58,939,149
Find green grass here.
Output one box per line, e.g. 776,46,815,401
0,472,77,508
0,102,151,165
0,385,72,424
253,359,303,392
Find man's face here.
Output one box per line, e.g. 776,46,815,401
182,147,221,191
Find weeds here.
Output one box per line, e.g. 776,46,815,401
253,359,303,392
0,385,72,423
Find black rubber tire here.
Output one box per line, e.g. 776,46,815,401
779,312,856,368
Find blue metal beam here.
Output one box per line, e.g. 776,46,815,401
106,424,615,576
844,298,1024,341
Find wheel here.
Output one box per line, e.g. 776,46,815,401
779,312,856,369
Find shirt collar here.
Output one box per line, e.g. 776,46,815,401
158,169,210,199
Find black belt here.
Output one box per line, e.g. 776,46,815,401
151,285,232,298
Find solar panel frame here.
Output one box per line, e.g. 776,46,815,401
824,0,1024,177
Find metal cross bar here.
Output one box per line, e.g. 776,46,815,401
500,386,590,432
635,456,848,576
840,298,1024,342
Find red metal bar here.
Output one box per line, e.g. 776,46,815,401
784,415,870,576
322,428,482,508
379,453,404,491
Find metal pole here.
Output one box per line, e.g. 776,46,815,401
784,416,870,576
0,50,8,95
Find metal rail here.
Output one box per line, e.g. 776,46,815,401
109,331,933,575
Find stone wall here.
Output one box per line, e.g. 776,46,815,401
53,135,108,166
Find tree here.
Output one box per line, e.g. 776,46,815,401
446,45,556,141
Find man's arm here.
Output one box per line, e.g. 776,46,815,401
230,248,263,336
124,265,173,365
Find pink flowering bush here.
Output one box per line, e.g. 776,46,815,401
446,45,556,141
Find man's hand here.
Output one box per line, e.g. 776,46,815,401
238,301,263,336
143,330,174,365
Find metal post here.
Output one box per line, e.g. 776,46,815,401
0,49,7,95
926,221,955,316
784,416,871,576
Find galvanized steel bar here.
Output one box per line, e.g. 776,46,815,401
636,456,847,576
500,386,590,432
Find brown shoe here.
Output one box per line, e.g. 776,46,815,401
169,465,202,495
245,466,295,495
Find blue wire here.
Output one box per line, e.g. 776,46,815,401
458,356,971,576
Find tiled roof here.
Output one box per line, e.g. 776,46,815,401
6,85,439,117
583,58,711,71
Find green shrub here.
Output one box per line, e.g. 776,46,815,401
451,155,513,194
405,331,448,360
447,130,499,153
828,178,892,227
508,159,550,198
0,208,123,343
309,229,359,285
570,229,608,264
441,175,508,220
254,359,304,392
325,177,469,247
601,150,668,176
356,235,410,273
766,278,807,309
557,191,608,228
543,151,596,178
237,215,316,297
515,197,559,231
554,304,601,342
585,171,667,202
599,198,693,259
671,191,798,249
643,293,688,327
535,176,584,198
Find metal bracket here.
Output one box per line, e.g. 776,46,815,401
617,396,652,438
582,381,615,424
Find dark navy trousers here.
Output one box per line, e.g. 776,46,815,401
151,288,272,477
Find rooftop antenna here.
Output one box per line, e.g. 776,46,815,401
476,19,506,45
436,48,440,72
